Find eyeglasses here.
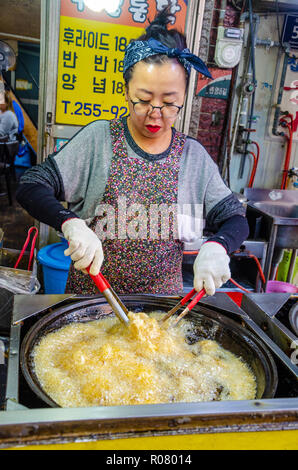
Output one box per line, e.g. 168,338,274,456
129,96,183,118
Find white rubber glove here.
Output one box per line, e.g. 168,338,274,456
193,242,231,296
62,218,104,276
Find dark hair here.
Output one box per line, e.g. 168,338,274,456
124,7,189,88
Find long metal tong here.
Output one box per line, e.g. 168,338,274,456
87,268,130,324
160,288,206,325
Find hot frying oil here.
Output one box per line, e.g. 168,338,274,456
33,312,256,407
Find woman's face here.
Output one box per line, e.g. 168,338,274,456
125,60,187,140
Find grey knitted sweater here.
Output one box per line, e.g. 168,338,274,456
19,118,246,247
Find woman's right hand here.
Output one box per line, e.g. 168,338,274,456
61,218,104,276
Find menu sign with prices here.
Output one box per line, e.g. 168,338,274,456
56,0,187,126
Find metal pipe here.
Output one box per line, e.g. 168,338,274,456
0,32,40,43
256,39,279,48
219,65,239,180
248,0,257,86
229,15,259,166
238,2,259,178
272,52,289,136
229,49,250,163
229,30,279,174
247,150,257,187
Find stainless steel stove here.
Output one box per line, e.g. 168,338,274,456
0,292,297,448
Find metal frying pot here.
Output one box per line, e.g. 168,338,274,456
20,295,278,407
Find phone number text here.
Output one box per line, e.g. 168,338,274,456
61,100,128,119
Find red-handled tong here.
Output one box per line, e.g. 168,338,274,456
160,288,206,325
86,267,130,324
14,226,38,271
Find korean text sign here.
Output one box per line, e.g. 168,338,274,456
196,69,231,100
56,0,187,126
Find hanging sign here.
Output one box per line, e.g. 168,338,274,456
282,15,298,51
196,68,231,100
56,0,187,126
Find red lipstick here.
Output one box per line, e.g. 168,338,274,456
146,125,161,133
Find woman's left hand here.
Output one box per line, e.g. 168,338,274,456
193,242,231,296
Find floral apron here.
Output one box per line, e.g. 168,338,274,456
65,118,187,295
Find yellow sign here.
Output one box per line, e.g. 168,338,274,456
6,430,298,450
56,16,143,125
56,0,187,126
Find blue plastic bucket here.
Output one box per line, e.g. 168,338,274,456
37,241,71,294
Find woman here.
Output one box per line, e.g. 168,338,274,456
0,91,18,140
16,9,248,296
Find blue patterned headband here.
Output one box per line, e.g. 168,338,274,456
123,38,212,79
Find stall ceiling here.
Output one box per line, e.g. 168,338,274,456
0,0,40,41
1,0,298,42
